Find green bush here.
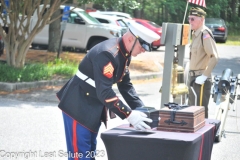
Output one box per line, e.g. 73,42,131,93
0,63,50,82
0,58,78,82
47,58,78,77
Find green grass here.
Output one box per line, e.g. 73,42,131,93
0,58,78,82
223,35,240,45
221,29,240,45
47,58,78,77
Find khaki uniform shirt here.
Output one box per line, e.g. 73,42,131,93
189,25,219,77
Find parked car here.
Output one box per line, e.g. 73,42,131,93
205,18,228,43
133,18,162,50
88,12,128,35
96,11,133,19
96,11,134,26
30,5,122,51
85,7,98,13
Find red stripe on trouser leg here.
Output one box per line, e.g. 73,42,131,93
72,120,78,160
198,134,204,160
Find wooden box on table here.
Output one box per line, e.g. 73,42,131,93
157,106,205,132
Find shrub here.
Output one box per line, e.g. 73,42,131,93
0,58,78,82
0,63,50,82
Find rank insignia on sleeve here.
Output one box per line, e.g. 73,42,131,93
103,62,114,78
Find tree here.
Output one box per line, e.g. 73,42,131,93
0,0,68,68
48,0,61,53
88,0,140,12
48,0,92,53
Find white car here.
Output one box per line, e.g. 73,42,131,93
89,12,128,35
94,11,134,26
31,5,122,51
95,11,133,19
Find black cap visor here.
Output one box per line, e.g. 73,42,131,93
129,28,152,52
138,37,151,52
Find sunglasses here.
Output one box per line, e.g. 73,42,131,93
188,17,195,22
138,37,151,51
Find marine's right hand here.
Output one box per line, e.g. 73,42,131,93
127,110,152,131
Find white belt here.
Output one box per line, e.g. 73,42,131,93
76,70,96,88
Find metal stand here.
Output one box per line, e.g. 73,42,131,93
211,70,240,142
160,23,190,108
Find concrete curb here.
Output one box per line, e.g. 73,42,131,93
130,72,163,80
0,72,163,92
0,79,68,92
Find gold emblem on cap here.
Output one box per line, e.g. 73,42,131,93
86,93,89,96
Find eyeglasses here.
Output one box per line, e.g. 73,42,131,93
188,17,195,22
138,37,151,51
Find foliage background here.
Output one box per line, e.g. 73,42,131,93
75,0,240,35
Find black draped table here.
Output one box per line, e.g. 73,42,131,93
101,119,220,160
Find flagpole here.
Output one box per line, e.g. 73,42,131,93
182,1,189,24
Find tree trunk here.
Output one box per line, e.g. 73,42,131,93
157,5,160,24
165,5,168,22
141,0,145,19
162,4,164,22
6,33,33,68
133,9,141,18
48,0,61,53
230,0,237,21
5,16,33,68
220,10,226,19
122,3,126,12
239,4,240,17
133,0,142,18
0,0,68,68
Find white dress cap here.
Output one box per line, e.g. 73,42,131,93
128,21,160,44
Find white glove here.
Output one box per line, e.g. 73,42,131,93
127,110,153,131
195,75,207,85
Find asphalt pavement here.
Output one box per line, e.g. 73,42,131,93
1,45,240,160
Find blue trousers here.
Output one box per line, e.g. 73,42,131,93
62,112,101,160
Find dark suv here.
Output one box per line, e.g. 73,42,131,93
205,18,228,43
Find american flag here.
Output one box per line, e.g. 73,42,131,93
188,0,206,8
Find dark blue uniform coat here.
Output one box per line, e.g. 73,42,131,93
57,37,144,133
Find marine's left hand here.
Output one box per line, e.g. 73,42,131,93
195,75,207,85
